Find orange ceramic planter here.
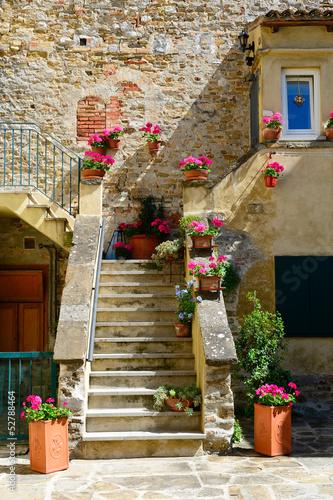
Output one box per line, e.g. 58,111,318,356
81,169,106,180
29,418,69,473
184,169,208,181
147,140,161,151
254,404,292,456
166,398,193,412
262,127,282,143
265,176,277,188
190,235,213,249
195,275,222,291
128,234,160,259
174,322,191,337
326,127,333,140
91,146,106,155
107,138,121,149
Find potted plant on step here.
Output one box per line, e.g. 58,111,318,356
262,113,284,143
187,218,223,253
325,111,333,140
102,127,124,149
262,162,284,188
178,155,213,181
21,395,72,474
81,151,115,179
141,122,162,151
188,255,226,292
174,280,201,337
152,238,184,266
153,383,202,415
254,382,300,456
113,241,133,260
120,196,170,259
88,134,108,155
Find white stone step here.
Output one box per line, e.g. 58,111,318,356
96,309,176,322
82,430,205,441
89,370,196,389
97,294,177,308
88,388,156,409
91,353,194,371
86,409,201,432
94,321,176,338
100,271,182,284
99,282,176,294
94,337,192,354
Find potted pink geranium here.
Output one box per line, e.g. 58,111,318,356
102,127,123,149
113,241,133,260
141,122,162,151
262,162,284,188
262,113,284,143
81,151,115,179
188,256,226,293
186,218,223,254
325,111,333,140
178,156,213,181
88,134,108,155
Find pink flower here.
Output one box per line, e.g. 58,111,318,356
113,242,123,248
22,402,25,406
288,382,297,390
189,221,200,228
263,116,270,124
212,218,223,227
46,398,55,403
146,122,153,128
188,262,196,270
125,244,133,251
199,268,206,274
63,402,68,406
20,411,25,419
330,111,333,118
216,256,226,262
208,256,215,261
209,262,217,268
295,390,300,396
119,223,127,229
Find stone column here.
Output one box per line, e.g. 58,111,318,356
79,179,103,216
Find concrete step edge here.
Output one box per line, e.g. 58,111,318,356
99,282,176,287
90,370,196,377
88,388,156,395
82,431,206,441
97,294,175,298
95,322,175,326
100,270,165,275
96,307,176,312
86,409,201,417
94,337,191,343
92,354,194,359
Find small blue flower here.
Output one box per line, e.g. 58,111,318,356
178,313,185,320
175,285,180,290
187,280,194,286
197,296,202,303
188,313,194,318
190,297,194,302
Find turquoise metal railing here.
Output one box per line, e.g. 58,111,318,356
0,352,57,441
0,122,82,215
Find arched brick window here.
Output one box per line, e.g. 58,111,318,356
77,96,106,141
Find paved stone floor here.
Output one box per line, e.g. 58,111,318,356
0,415,332,500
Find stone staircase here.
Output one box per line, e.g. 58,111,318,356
0,188,74,250
82,259,205,458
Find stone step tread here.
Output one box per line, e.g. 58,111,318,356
82,431,206,442
86,409,201,417
27,204,51,210
100,282,175,287
88,388,156,396
44,217,68,222
97,294,175,298
96,307,176,312
95,337,191,343
96,321,175,327
90,370,196,377
102,259,154,263
92,353,194,359
100,270,165,275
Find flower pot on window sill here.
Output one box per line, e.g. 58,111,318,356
174,322,191,337
29,418,69,474
254,403,291,457
325,127,333,141
81,168,106,180
184,169,208,181
262,127,282,143
265,176,277,188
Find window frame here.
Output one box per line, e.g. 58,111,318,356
281,68,321,140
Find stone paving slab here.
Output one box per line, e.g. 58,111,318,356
0,416,332,499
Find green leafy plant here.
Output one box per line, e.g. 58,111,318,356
179,215,201,240
20,395,72,423
232,417,243,444
153,383,202,416
113,242,132,259
234,292,292,413
220,260,240,297
119,196,170,239
152,239,184,266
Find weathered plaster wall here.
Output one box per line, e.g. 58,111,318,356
183,145,333,381
0,217,68,349
0,0,326,236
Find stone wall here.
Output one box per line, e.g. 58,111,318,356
0,0,325,238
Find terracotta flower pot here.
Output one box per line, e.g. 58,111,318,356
326,127,333,140
265,176,277,188
147,140,161,152
107,138,121,149
262,127,282,143
91,146,106,155
166,398,194,412
190,235,213,249
81,168,106,180
184,169,208,181
128,234,160,260
254,403,292,456
174,322,191,337
195,275,222,291
29,418,69,473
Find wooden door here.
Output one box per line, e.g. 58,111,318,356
0,270,45,352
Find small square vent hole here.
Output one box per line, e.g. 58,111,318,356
24,237,36,250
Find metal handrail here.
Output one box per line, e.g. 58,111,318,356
0,122,82,215
87,219,106,362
